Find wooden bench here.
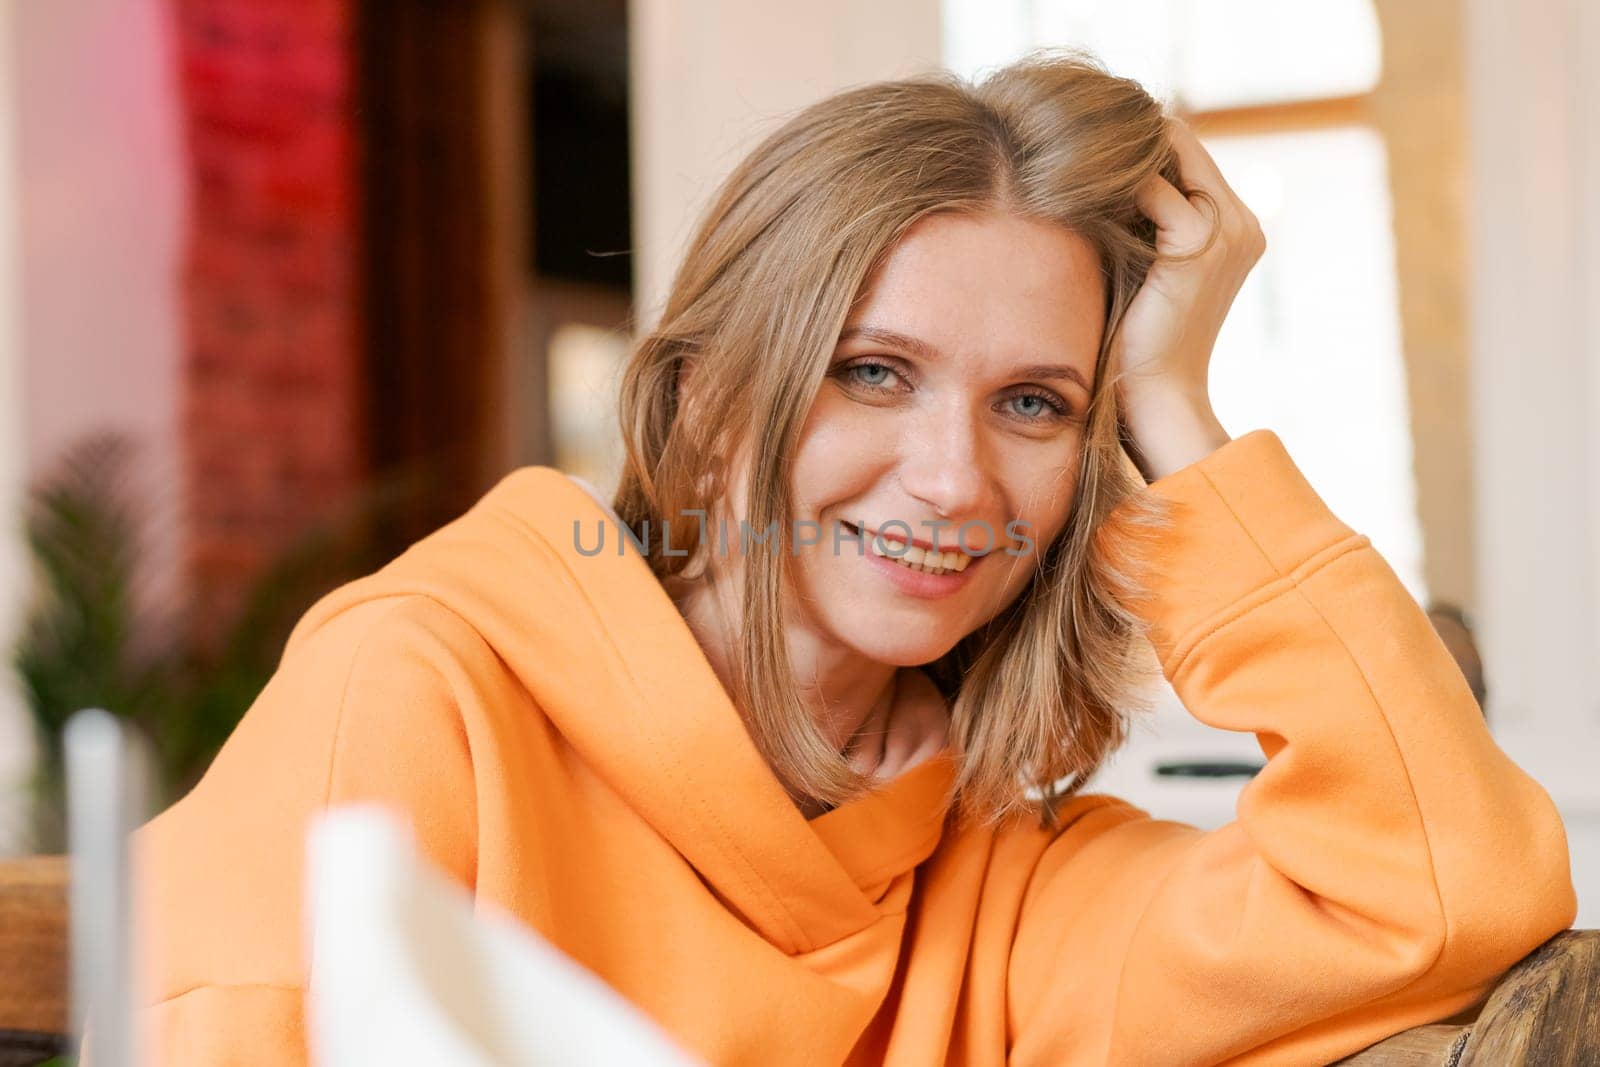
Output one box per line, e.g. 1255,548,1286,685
0,856,68,1067
1,854,1594,1065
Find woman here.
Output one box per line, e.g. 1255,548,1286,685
129,50,1575,1065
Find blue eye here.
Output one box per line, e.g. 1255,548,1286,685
1005,390,1070,421
848,361,896,387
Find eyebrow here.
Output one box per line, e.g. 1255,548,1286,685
837,325,1092,395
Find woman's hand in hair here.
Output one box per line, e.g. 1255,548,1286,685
1113,118,1264,481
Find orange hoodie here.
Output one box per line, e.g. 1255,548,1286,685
125,428,1577,1066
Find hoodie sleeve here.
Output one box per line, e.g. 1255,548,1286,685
1005,429,1577,1067
121,594,480,1067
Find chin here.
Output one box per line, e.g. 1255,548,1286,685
796,566,970,665
837,625,957,668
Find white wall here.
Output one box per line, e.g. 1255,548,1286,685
16,0,186,539
0,0,186,853
0,0,29,852
1464,0,1600,742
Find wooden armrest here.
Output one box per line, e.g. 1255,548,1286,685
1334,928,1600,1065
0,855,69,1039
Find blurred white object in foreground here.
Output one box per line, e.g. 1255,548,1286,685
66,708,156,1067
304,806,704,1067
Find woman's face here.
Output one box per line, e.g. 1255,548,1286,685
784,209,1107,666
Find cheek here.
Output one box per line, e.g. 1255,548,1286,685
1006,465,1080,554
791,393,890,515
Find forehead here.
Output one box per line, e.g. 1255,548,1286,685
843,210,1107,370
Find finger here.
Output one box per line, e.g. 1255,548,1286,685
1167,118,1267,252
1165,118,1240,205
1135,173,1211,240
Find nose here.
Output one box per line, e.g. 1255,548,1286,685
895,403,992,534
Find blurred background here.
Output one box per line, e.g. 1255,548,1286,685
0,0,1593,923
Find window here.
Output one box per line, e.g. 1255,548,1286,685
944,0,1382,111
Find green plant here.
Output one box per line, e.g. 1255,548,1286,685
12,429,431,851
13,432,177,850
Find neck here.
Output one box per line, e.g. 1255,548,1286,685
665,568,902,768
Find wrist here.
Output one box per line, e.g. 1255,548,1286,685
1120,391,1232,482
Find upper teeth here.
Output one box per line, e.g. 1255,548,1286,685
866,531,971,573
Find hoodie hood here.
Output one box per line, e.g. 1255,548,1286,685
284,465,958,955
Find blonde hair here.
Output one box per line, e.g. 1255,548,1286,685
613,48,1184,828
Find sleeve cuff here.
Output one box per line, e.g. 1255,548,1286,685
1102,428,1362,672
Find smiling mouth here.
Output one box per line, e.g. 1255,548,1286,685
842,522,974,575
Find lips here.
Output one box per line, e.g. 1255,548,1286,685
852,524,982,597
843,521,972,557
